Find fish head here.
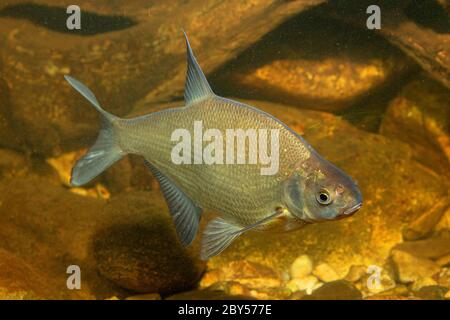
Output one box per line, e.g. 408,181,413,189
283,156,362,223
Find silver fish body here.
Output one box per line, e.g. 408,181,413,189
65,33,362,260
118,96,310,226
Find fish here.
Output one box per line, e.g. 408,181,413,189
64,32,362,260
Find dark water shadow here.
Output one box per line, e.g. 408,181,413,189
209,2,413,124
0,3,137,35
405,0,450,34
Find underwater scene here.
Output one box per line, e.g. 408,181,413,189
0,0,449,301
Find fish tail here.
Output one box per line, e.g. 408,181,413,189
64,75,125,187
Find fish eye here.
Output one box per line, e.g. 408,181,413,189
316,189,332,205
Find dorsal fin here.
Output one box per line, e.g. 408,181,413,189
183,31,214,105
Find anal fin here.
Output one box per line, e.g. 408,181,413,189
201,209,284,260
145,160,202,246
201,218,244,260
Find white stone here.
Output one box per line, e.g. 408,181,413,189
286,275,319,294
289,255,313,279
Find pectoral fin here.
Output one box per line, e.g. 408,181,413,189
145,161,202,246
201,210,283,260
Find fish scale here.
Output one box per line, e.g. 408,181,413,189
118,97,310,225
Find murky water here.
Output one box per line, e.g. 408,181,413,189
0,0,449,300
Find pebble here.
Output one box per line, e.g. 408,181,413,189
313,263,340,282
302,280,362,300
391,249,441,283
289,255,313,279
411,277,438,292
344,265,367,283
286,275,319,294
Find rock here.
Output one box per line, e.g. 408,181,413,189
344,265,367,283
437,268,450,289
46,149,86,187
46,149,111,198
357,266,396,296
435,206,450,233
380,75,450,179
0,175,126,299
391,249,440,284
0,0,324,156
364,285,410,300
327,2,450,90
302,280,362,300
0,175,205,298
411,277,438,292
289,255,313,279
93,191,205,294
403,199,449,241
286,275,321,295
414,286,448,300
211,11,412,112
437,254,450,267
125,293,161,300
313,263,340,283
392,233,450,260
199,260,285,299
0,249,63,299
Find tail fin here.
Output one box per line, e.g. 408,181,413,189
64,75,124,187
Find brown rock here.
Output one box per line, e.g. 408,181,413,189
380,75,450,179
364,285,410,300
326,2,450,90
0,176,124,299
302,280,362,300
199,260,284,299
344,265,367,283
435,206,450,232
357,266,396,296
437,254,450,267
393,233,450,260
93,191,205,294
411,277,438,292
391,249,441,284
313,263,340,283
0,249,62,299
437,268,450,288
0,175,205,298
0,0,324,156
414,286,448,300
403,199,450,241
211,12,412,112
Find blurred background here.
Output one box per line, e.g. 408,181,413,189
0,0,448,300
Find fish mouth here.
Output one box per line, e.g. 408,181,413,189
343,203,362,216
